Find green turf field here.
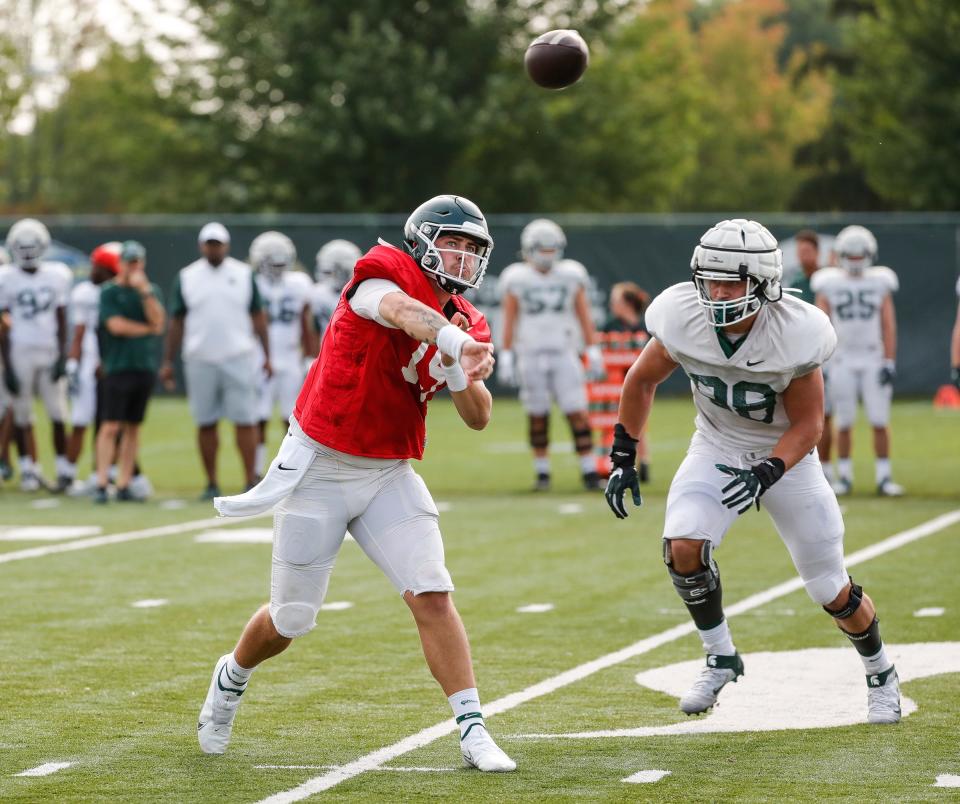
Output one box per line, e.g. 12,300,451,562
1,396,958,802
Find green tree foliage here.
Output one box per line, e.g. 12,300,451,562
677,0,832,211
840,0,960,209
22,46,224,213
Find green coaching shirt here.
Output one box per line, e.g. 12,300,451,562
98,282,164,375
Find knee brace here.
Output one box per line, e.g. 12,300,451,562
664,539,725,630
570,425,593,454
270,601,319,639
269,512,333,638
824,577,863,619
529,414,549,450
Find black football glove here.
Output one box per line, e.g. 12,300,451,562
715,457,785,514
3,365,19,396
605,423,643,519
952,366,960,390
51,355,67,382
878,360,895,387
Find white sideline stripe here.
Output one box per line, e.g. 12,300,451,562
257,507,960,804
0,515,266,565
914,607,945,617
255,765,454,773
14,761,73,777
934,774,960,788
623,769,671,784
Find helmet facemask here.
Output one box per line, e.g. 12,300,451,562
7,219,51,270
834,225,877,276
259,252,291,280
409,222,492,295
693,269,765,327
521,218,566,272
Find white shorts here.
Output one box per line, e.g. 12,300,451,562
70,363,99,427
663,433,848,605
269,432,452,638
828,355,891,429
518,349,587,416
257,364,305,422
184,354,258,426
10,346,67,426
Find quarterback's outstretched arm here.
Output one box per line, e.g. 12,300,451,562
773,368,825,471
880,295,896,362
618,338,679,438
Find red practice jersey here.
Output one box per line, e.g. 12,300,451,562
294,244,490,460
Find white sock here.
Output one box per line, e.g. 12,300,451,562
225,653,253,686
822,463,835,483
254,444,267,477
533,457,550,476
874,458,891,485
837,458,853,482
860,645,892,675
19,456,34,474
699,620,736,657
56,456,76,479
448,687,484,738
579,454,596,475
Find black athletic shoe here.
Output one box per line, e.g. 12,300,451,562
534,473,551,492
115,487,140,502
199,483,222,501
93,486,108,505
582,471,603,491
0,459,13,481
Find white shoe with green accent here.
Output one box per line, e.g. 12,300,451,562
867,666,901,724
460,723,516,772
680,653,745,715
197,654,246,754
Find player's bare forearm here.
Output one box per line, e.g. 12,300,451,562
142,293,165,333
881,296,896,361
106,316,155,338
574,287,599,346
163,315,184,363
253,310,270,360
618,338,677,438
500,293,518,351
378,292,450,344
56,306,67,356
68,325,85,362
300,306,317,357
450,380,492,430
774,369,825,470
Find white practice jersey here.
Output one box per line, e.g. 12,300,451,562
498,259,589,352
257,271,313,369
69,280,101,365
646,283,836,454
0,261,73,350
310,281,341,343
811,266,897,359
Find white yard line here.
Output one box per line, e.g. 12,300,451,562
14,761,73,777
257,507,960,803
0,515,266,565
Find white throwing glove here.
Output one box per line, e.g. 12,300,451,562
498,349,518,387
585,344,606,382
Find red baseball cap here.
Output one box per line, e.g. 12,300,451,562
90,241,122,274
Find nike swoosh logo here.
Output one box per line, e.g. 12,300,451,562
746,359,764,366
459,699,478,705
277,464,297,471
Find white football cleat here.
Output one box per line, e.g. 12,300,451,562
67,475,98,497
128,474,154,501
867,666,901,724
20,472,40,492
460,724,516,772
197,654,246,754
680,653,745,715
831,477,853,497
876,478,904,497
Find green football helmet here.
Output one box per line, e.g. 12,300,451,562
402,195,494,295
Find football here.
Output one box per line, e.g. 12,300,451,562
524,29,589,90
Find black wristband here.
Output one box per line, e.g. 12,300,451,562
753,457,785,490
610,423,639,468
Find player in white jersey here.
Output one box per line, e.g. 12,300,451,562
311,239,361,343
250,231,315,478
497,219,606,491
605,219,901,725
63,242,120,492
812,225,902,496
0,218,73,491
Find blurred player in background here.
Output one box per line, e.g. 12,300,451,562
250,231,315,479
951,276,960,390
311,239,361,343
605,219,901,725
813,225,902,496
64,242,120,492
0,218,72,491
199,195,515,773
602,281,651,482
497,218,606,491
94,241,165,503
792,229,835,484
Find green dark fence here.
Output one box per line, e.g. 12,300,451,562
2,212,957,395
